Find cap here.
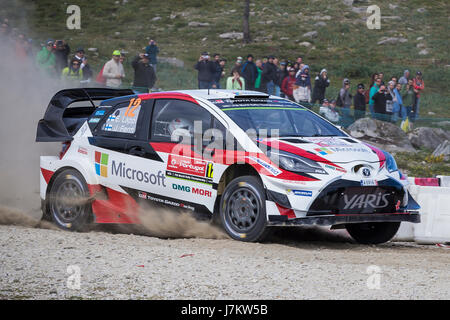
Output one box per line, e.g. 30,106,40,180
268,55,275,59
236,56,243,61
323,98,329,103
416,71,422,75
46,39,54,45
247,54,254,59
113,50,121,56
76,47,85,53
357,83,365,89
201,51,209,56
280,61,287,66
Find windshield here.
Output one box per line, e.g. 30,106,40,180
221,103,345,138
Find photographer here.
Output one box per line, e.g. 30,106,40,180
131,53,157,94
194,51,216,89
73,48,93,81
53,39,70,75
36,39,56,76
372,84,393,121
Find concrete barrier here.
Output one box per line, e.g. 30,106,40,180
394,184,450,244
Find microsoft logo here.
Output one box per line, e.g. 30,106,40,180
314,147,333,156
95,151,108,177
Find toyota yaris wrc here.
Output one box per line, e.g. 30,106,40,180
36,88,420,244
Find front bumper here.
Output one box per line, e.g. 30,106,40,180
267,212,420,226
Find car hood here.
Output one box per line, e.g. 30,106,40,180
260,136,383,164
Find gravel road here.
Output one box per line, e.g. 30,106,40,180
1,223,449,300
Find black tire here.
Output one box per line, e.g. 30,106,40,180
345,222,401,244
219,175,269,242
47,169,92,231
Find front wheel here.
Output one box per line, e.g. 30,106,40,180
345,222,401,244
47,169,92,231
220,175,269,242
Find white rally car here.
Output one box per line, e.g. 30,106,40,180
36,88,420,244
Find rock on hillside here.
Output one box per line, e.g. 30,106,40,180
348,118,416,153
408,127,450,150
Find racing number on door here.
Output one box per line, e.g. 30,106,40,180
125,98,141,118
206,163,213,179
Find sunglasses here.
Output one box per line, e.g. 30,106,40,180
72,63,80,66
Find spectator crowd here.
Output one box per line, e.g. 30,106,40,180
193,50,425,130
1,17,425,131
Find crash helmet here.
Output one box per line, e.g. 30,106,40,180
168,118,193,135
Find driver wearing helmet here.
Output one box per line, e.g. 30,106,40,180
168,118,193,141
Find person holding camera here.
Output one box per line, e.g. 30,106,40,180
53,39,70,75
131,53,157,94
36,39,56,76
145,39,159,73
194,51,216,89
372,83,393,121
73,48,93,81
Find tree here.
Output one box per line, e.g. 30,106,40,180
243,0,251,43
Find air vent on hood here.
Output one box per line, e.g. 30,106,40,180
281,138,309,144
341,138,357,143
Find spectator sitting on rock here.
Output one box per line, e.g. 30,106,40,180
226,67,245,90
353,83,366,121
398,70,410,85
194,51,216,89
311,68,330,105
281,67,297,101
321,99,340,124
145,39,159,72
102,50,125,88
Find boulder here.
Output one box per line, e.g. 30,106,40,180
408,127,450,150
299,41,312,47
377,37,408,45
219,32,243,40
303,31,318,39
348,118,416,152
188,21,210,27
432,140,450,161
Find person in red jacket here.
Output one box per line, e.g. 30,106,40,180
281,67,297,101
412,71,424,121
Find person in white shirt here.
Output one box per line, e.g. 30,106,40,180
102,50,125,88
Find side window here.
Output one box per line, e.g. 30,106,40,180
100,98,143,135
151,99,211,143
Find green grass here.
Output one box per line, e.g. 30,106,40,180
395,150,450,177
1,0,449,119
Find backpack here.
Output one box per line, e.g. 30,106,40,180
96,65,106,84
336,91,344,107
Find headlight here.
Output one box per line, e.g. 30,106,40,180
269,150,327,174
382,151,398,173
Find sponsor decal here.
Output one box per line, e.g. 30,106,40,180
362,168,371,177
360,179,378,186
138,191,195,211
292,189,313,197
343,193,389,210
95,110,105,116
324,164,347,173
329,147,370,153
78,147,88,155
307,137,349,147
314,147,333,156
249,156,282,176
89,117,100,123
166,155,213,184
111,160,166,186
95,151,108,177
172,183,212,197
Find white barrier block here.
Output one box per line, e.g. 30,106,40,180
412,185,450,244
437,175,450,187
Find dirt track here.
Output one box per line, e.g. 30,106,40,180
0,224,448,299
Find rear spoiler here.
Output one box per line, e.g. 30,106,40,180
36,88,134,142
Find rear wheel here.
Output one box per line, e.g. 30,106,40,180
47,169,92,231
345,222,401,244
220,175,269,242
